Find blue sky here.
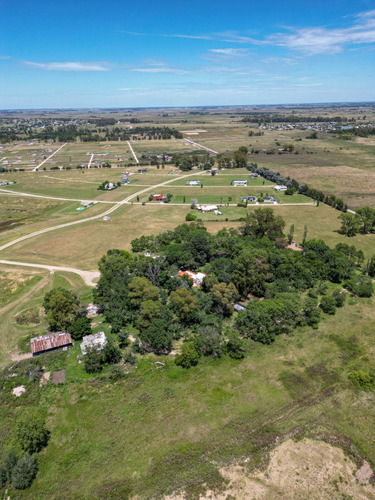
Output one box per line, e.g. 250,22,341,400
1,0,375,109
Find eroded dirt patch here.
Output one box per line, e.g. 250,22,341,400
167,438,375,500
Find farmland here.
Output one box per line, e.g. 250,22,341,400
1,104,375,499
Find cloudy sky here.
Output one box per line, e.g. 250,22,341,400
1,0,375,108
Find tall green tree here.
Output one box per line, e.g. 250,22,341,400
240,208,285,240
43,288,80,331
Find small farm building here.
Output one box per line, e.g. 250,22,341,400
30,333,73,357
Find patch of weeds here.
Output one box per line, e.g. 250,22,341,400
15,308,40,325
138,392,153,405
329,335,362,364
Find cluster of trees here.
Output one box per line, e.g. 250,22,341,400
93,209,372,364
43,288,91,339
216,147,252,169
0,416,49,490
338,207,375,237
333,125,375,138
170,153,215,171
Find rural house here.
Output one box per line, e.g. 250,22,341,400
30,333,73,357
242,196,258,203
178,270,207,288
274,185,288,191
232,180,248,186
153,194,164,201
80,331,107,355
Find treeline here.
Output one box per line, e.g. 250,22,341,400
246,164,348,212
240,114,353,124
332,126,375,138
92,210,373,367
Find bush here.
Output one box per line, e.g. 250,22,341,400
319,296,336,315
4,449,19,480
225,331,245,359
346,275,374,298
83,346,103,373
175,342,200,368
68,317,92,340
185,213,197,221
349,370,375,391
118,330,130,348
16,417,50,454
108,365,124,381
258,197,264,203
101,341,122,365
123,351,137,365
0,467,6,488
12,453,38,490
332,290,346,308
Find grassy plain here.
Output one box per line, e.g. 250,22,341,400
1,105,375,499
1,292,374,499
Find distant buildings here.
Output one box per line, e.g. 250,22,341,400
232,180,248,186
186,180,201,186
196,204,218,213
274,185,288,191
242,196,258,203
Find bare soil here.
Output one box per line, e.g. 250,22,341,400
166,438,375,500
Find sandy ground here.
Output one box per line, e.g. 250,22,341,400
166,438,375,500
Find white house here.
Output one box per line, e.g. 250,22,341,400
274,185,288,191
232,180,248,186
80,331,107,355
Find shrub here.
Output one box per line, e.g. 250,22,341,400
68,317,92,340
108,365,124,381
4,449,19,480
101,341,122,365
83,346,103,373
16,417,50,454
12,453,38,490
0,467,6,487
332,290,346,308
225,331,245,359
175,342,200,368
349,370,375,391
118,330,130,348
258,197,264,203
185,213,197,221
319,296,337,315
346,275,374,298
123,352,137,365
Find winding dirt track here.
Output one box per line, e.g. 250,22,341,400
0,172,203,284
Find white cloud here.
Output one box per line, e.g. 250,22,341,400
209,48,249,56
23,61,111,71
264,10,375,55
131,65,190,75
164,34,212,40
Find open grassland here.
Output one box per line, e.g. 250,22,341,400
2,203,375,273
1,293,374,499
